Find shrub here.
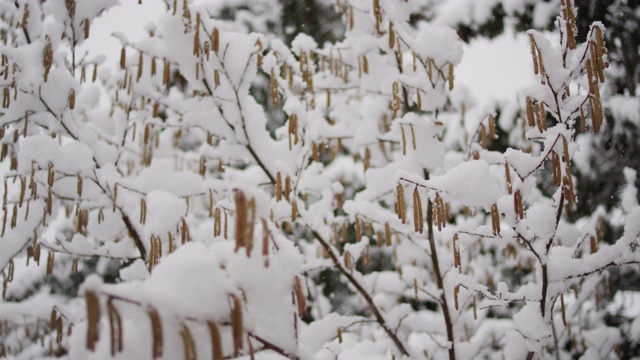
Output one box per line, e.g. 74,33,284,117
0,0,638,359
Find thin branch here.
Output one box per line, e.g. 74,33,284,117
308,227,410,356
249,333,300,360
425,170,456,360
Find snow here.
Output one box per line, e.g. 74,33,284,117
299,313,363,353
524,202,556,240
456,28,537,108
414,159,503,210
411,23,463,65
622,167,639,214
1,0,639,359
81,1,165,65
609,94,640,126
133,159,204,197
291,33,318,55
119,258,150,282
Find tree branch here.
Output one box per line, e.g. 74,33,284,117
425,170,456,360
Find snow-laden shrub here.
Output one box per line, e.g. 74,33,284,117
0,0,638,359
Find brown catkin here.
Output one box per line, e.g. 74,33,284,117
552,152,561,187
489,115,497,139
413,187,423,233
480,124,488,149
388,22,395,49
563,136,572,168
348,5,354,30
410,124,416,150
285,176,291,201
526,96,535,127
453,233,460,268
9,204,16,229
385,222,392,246
181,217,189,244
491,203,500,235
18,176,25,208
312,141,319,161
85,290,101,351
231,296,243,356
291,199,297,223
107,301,123,355
593,95,603,133
344,251,353,270
515,190,524,220
47,162,54,187
68,89,75,110
213,69,220,88
579,106,587,133
76,172,83,197
214,207,221,237
224,211,228,239
46,188,52,215
504,162,513,195
586,59,596,97
362,245,370,268
43,36,53,82
234,191,247,252
140,198,147,225
261,218,270,266
401,125,407,155
150,57,156,77
180,324,196,360
120,47,126,70
34,243,41,264
71,256,79,272
294,276,306,317
396,183,405,223
148,307,163,359
529,33,539,75
136,52,143,82
212,28,219,53
246,199,255,255
276,171,282,201
207,321,223,360
193,13,201,57
537,102,547,131
593,40,605,83
438,195,447,230
50,307,57,329
594,26,605,58
590,235,598,254
433,194,440,228
538,47,546,81
363,147,371,171
162,59,170,85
